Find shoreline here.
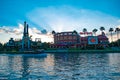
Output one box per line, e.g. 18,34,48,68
44,49,120,53
1,49,120,54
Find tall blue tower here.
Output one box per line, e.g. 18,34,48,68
22,21,31,50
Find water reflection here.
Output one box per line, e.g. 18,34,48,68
109,53,120,65
53,53,110,79
43,54,55,75
0,53,120,79
108,53,120,79
0,56,9,79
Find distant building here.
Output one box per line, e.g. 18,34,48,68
5,21,42,51
21,21,43,50
31,38,42,49
4,38,16,51
80,37,88,45
21,21,31,50
51,31,80,48
6,38,15,47
14,39,22,49
97,32,109,47
51,31,109,48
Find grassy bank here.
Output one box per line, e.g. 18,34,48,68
0,51,37,54
0,51,20,54
1,48,120,54
45,48,120,53
68,49,120,53
44,50,120,53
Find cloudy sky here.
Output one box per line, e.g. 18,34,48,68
0,0,120,43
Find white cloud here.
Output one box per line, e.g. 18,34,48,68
29,27,53,42
1,6,120,43
27,6,120,33
13,24,24,35
0,24,23,43
0,23,53,43
0,24,23,35
117,25,120,28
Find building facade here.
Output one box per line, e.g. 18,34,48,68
6,38,15,48
51,31,80,48
51,31,109,48
97,32,109,47
21,21,31,50
5,21,43,51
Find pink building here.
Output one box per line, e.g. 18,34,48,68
50,31,109,48
51,31,80,48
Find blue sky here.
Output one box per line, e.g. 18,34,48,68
1,0,120,26
0,0,120,43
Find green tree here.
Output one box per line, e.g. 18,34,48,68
41,42,50,50
83,28,87,36
52,30,56,35
0,42,3,51
92,28,98,36
73,30,78,34
52,30,56,43
3,43,8,51
100,26,105,34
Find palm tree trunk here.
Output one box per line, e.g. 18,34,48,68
111,32,113,47
111,32,113,42
118,31,120,47
118,31,119,39
95,32,96,36
117,32,119,47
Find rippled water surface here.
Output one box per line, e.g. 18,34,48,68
0,53,120,80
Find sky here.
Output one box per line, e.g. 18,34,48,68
0,0,120,43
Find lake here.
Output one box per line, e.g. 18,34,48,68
0,53,120,80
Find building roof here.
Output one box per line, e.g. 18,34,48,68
98,35,108,40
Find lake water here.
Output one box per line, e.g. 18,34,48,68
0,53,120,80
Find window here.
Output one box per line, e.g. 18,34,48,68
73,32,76,35
60,36,63,40
73,36,76,39
64,36,67,40
68,36,72,40
60,33,63,35
68,33,72,35
64,33,67,35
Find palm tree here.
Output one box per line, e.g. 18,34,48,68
115,28,120,46
92,28,98,36
83,28,87,36
109,28,114,43
92,29,98,49
82,28,87,49
0,42,3,51
115,28,120,40
51,30,56,45
73,30,77,34
52,30,56,35
100,26,105,34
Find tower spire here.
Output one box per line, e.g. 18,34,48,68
27,24,29,35
24,21,27,36
22,21,31,50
